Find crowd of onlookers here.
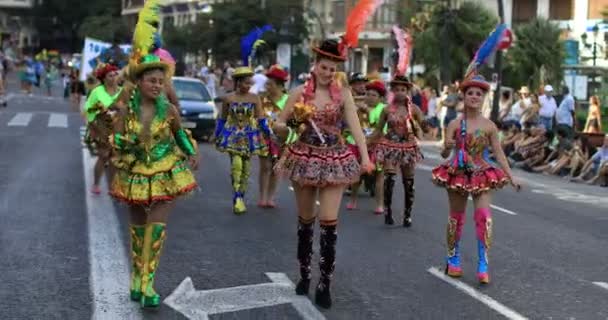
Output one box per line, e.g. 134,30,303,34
425,82,607,187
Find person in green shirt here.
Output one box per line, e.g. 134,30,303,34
84,63,123,194
258,65,289,208
364,79,387,214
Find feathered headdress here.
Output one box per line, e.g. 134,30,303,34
341,0,384,51
128,0,168,77
463,24,511,82
314,0,383,61
391,25,413,77
240,25,274,66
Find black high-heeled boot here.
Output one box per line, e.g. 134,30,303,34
296,216,314,295
403,176,415,228
316,221,337,309
384,173,395,225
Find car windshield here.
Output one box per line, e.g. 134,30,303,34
173,79,211,102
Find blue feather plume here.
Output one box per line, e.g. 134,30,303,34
240,24,274,66
464,24,507,80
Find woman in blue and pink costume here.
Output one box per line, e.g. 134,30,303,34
432,75,520,284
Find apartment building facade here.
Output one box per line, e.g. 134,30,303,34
307,0,406,75
0,0,36,49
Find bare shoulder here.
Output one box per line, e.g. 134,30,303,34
290,85,304,95
482,118,498,133
447,116,462,131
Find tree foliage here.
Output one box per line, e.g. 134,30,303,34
504,18,564,90
32,0,122,52
163,0,307,64
413,1,498,83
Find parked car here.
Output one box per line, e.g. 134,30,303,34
172,77,217,140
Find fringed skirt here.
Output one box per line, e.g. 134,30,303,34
274,141,360,187
370,139,423,169
431,164,509,195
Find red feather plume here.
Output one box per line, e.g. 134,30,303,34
343,0,384,49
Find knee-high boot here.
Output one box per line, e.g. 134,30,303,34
129,224,145,301
295,216,315,295
139,223,167,308
402,176,415,227
230,155,246,214
316,220,337,309
474,208,492,284
445,211,465,277
383,173,395,225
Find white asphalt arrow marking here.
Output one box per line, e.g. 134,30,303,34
593,282,608,291
164,272,326,320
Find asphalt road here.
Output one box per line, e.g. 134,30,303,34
1,89,608,320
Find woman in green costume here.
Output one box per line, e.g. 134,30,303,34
84,63,122,194
110,53,200,308
258,65,290,208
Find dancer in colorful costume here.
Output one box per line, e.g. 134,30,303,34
365,79,387,214
215,67,269,214
344,72,371,211
369,75,425,227
110,0,200,308
368,26,426,227
273,38,372,309
258,64,290,208
432,24,519,284
84,63,122,194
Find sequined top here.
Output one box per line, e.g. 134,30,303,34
383,106,416,144
299,102,344,147
450,129,495,170
114,108,185,175
262,94,288,128
227,102,257,129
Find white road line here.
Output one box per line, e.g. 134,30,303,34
82,149,143,320
288,186,294,191
427,267,528,320
490,204,518,216
8,112,33,126
417,164,434,171
593,282,608,291
48,113,68,128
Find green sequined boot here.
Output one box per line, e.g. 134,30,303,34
140,223,167,308
129,225,145,301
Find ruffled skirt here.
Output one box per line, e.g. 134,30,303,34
370,139,423,168
431,164,509,195
274,142,360,187
110,156,197,206
216,125,268,157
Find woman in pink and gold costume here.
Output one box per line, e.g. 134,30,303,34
432,75,520,284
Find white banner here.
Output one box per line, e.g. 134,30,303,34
276,43,291,71
80,37,131,81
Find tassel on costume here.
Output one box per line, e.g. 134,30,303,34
402,176,415,227
296,216,315,295
445,212,465,277
474,208,492,284
316,220,337,309
383,173,395,225
139,223,167,308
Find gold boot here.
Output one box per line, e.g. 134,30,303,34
140,223,167,308
129,225,145,301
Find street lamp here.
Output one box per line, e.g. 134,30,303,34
581,24,604,95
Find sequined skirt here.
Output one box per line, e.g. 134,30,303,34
274,141,360,187
431,163,509,195
370,138,423,168
216,125,268,157
110,154,197,206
